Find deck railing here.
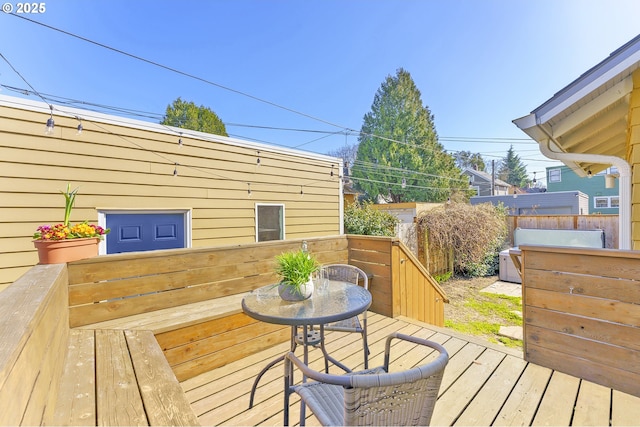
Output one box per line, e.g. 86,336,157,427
59,234,449,380
1,234,449,424
514,244,640,397
67,234,447,328
346,235,448,325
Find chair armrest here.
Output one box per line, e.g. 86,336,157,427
384,332,448,371
285,333,448,388
284,352,354,387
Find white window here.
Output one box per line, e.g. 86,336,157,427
611,197,620,208
548,168,561,183
594,197,609,208
256,204,285,242
594,196,619,209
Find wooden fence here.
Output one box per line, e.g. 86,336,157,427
507,214,618,249
516,245,640,397
411,214,619,277
416,226,454,277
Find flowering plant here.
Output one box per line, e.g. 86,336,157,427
33,184,110,241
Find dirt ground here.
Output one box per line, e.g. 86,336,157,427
439,275,499,322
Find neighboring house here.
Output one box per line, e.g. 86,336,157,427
343,187,359,206
342,165,361,205
463,168,510,196
0,95,343,288
470,191,589,215
546,165,619,214
514,33,640,249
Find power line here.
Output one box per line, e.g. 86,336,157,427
351,160,469,183
8,13,356,132
349,176,453,193
4,14,542,156
2,83,541,158
0,54,50,106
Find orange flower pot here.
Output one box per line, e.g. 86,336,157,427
33,238,100,264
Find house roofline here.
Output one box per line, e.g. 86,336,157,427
0,94,342,164
530,33,640,124
463,168,511,187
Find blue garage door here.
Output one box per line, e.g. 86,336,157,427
106,213,185,254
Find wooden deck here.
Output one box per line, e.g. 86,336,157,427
181,313,640,426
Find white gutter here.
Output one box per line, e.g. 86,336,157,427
339,162,345,235
534,125,632,250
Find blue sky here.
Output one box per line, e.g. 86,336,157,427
1,0,639,184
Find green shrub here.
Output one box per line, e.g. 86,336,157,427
344,201,399,237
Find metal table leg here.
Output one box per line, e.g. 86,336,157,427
249,326,297,409
252,324,352,412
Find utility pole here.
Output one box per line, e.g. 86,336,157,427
491,159,495,196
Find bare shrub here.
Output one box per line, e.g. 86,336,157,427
417,202,507,277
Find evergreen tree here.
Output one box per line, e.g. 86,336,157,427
498,145,528,187
161,97,228,136
352,68,464,202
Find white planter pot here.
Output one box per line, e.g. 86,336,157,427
278,278,314,301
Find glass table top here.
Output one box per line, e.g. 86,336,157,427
242,281,372,326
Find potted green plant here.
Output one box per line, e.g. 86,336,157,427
275,249,320,301
32,183,110,264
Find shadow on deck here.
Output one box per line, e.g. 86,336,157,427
183,313,640,426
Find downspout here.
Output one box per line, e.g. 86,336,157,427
339,160,345,235
536,125,631,250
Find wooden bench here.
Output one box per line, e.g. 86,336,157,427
0,264,199,426
1,235,442,425
73,293,288,381
66,239,350,381
54,328,198,426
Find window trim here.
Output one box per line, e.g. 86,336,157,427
548,168,561,183
255,203,285,242
593,196,619,209
611,196,620,208
594,197,609,208
98,209,192,255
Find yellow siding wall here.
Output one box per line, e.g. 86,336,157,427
629,69,640,249
0,99,342,289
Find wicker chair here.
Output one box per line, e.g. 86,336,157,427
321,264,370,369
284,332,449,426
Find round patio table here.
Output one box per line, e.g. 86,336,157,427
242,281,372,408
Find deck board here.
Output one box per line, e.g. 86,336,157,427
183,313,640,426
454,354,527,426
531,371,580,426
432,348,506,426
572,381,611,426
493,363,552,426
611,390,640,426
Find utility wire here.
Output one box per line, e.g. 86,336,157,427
0,49,537,193
8,13,355,132
0,53,50,106
2,83,539,156
4,15,538,155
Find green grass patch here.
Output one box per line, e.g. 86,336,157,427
467,293,523,325
444,320,500,336
498,336,523,348
444,290,524,349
